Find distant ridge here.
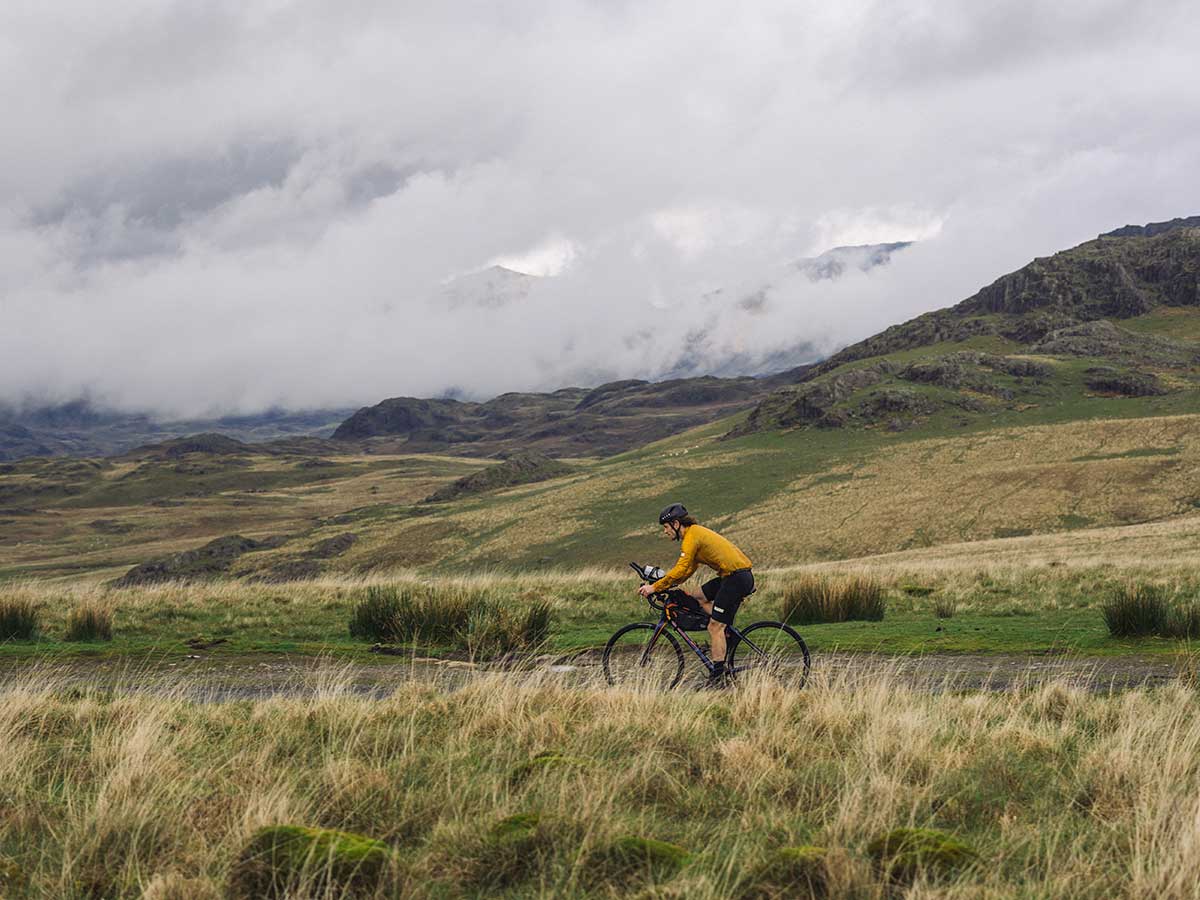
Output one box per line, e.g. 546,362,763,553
0,403,354,462
329,368,812,458
1102,215,1200,238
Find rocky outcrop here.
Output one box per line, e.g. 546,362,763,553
727,365,895,436
1031,321,1200,367
112,534,285,586
424,451,574,503
1084,368,1169,397
789,220,1200,388
332,398,474,441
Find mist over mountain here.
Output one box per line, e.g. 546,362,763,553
2,2,1198,419
441,266,539,310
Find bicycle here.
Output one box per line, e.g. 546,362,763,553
602,562,811,690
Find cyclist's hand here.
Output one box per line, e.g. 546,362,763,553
637,584,655,598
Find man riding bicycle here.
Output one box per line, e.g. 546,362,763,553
637,503,754,685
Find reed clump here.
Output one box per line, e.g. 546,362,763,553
780,574,886,625
348,583,553,657
0,597,39,641
1102,583,1200,638
63,601,113,642
933,596,958,619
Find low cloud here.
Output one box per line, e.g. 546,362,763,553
1,0,1198,417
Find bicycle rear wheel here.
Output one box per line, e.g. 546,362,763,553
728,621,811,687
602,623,685,690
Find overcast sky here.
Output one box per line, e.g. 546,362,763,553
2,0,1198,417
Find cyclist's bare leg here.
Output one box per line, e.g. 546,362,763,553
695,596,728,663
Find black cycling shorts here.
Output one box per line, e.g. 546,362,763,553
701,569,754,625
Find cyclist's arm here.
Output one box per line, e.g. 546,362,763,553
651,537,698,592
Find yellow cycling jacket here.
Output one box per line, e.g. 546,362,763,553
651,525,752,593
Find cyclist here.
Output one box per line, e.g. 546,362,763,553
637,503,754,685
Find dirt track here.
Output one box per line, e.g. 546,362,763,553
0,650,1185,701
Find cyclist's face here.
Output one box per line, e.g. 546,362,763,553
661,522,675,538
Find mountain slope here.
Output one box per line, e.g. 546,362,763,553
732,218,1200,437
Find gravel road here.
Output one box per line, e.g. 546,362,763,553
0,650,1185,701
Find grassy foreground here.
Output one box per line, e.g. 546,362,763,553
5,564,1200,660
3,666,1200,898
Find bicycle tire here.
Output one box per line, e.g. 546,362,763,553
728,621,811,687
602,623,686,690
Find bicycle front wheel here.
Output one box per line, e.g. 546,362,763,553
602,623,685,690
728,621,811,687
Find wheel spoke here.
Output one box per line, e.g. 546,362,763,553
729,622,811,687
603,623,685,690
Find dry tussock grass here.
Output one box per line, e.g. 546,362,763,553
808,512,1200,573
1,665,1199,896
778,572,886,623
736,413,1200,564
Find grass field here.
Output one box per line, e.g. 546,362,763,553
228,410,1200,578
5,403,1200,585
5,557,1200,662
3,665,1200,898
0,452,491,583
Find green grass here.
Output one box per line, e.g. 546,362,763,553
3,569,1197,662
1121,305,1200,342
499,427,894,570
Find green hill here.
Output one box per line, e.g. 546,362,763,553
731,220,1200,437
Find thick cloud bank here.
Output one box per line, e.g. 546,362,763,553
2,0,1199,417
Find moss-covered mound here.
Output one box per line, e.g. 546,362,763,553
509,751,590,785
586,834,690,886
228,824,396,899
457,812,557,889
423,451,573,502
866,827,978,882
738,845,829,898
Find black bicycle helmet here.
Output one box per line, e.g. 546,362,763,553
658,503,688,525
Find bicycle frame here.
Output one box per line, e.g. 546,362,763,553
641,615,741,675
630,561,772,676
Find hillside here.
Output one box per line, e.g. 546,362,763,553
4,217,1200,582
329,369,812,458
423,451,574,503
732,217,1200,436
